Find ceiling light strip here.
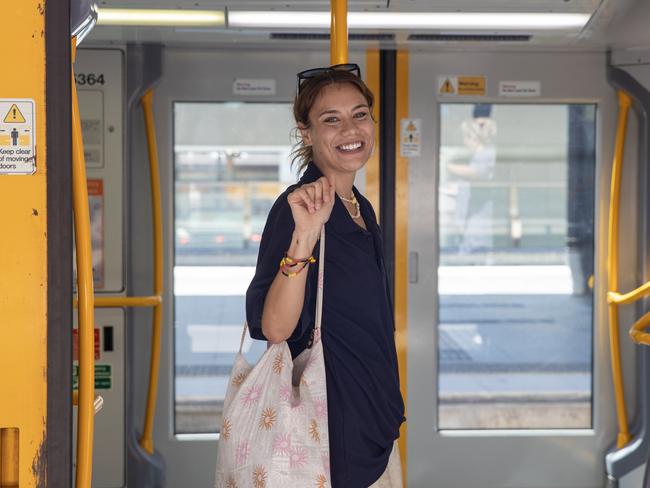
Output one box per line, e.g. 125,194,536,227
228,11,591,30
96,8,226,27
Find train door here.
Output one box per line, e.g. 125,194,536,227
407,51,640,487
73,48,127,487
127,48,372,487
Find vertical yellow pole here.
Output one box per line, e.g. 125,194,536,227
608,90,632,449
138,90,164,454
0,1,47,486
71,37,97,487
395,50,409,484
365,50,381,216
330,0,348,65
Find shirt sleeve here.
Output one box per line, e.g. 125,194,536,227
245,193,316,344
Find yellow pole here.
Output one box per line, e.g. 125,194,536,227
94,295,162,308
71,37,97,488
630,311,650,344
138,89,165,454
395,50,409,486
330,0,348,65
607,90,632,449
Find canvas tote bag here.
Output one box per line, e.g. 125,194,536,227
215,226,330,488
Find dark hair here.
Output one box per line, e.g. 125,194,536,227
290,70,375,173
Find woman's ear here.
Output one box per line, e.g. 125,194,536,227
298,123,312,146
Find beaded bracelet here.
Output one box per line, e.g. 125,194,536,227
280,253,316,278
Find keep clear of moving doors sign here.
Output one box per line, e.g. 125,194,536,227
0,99,36,174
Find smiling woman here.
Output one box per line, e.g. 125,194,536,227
241,66,405,487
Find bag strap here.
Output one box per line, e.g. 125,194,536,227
314,225,325,332
239,225,326,354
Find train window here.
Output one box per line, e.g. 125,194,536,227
438,103,596,430
173,102,295,434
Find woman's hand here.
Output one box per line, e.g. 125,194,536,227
287,176,336,233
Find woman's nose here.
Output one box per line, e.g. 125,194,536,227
340,117,358,134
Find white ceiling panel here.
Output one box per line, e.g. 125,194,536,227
97,0,387,9
87,0,645,51
386,0,600,13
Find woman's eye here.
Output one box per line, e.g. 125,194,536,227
324,117,339,123
354,112,368,119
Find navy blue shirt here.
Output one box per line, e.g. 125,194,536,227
246,162,405,487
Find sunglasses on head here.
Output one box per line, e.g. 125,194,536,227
296,63,361,95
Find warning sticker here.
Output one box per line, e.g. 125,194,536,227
73,328,101,361
0,99,35,174
400,118,422,157
438,76,487,97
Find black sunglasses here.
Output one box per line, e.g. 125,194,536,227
296,63,361,95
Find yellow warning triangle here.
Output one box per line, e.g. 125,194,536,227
3,104,26,123
440,79,455,94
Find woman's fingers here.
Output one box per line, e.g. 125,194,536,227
305,185,317,213
302,187,316,213
289,187,313,213
320,177,330,204
313,181,323,210
290,176,337,216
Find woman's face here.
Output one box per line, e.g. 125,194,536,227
300,82,375,176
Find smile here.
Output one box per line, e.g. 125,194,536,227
336,141,363,152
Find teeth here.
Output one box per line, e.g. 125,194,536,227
338,142,362,151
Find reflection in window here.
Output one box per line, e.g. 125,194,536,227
173,102,295,434
437,104,595,429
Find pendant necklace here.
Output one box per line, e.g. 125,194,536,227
339,193,361,219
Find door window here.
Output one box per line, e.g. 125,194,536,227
438,103,596,429
173,102,295,433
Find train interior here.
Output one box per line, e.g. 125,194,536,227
3,0,650,487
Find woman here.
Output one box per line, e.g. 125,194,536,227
246,66,405,487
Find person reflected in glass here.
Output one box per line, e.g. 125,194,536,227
246,65,406,487
446,103,497,259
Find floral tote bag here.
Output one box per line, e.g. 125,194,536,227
215,227,330,488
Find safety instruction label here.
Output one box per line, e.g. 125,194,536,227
0,99,36,174
400,118,422,157
233,78,276,96
73,328,101,361
73,364,112,390
438,76,487,97
499,80,541,97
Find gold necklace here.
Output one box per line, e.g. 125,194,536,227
338,193,361,219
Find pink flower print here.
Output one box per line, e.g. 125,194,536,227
289,446,308,469
279,384,291,402
235,440,250,466
242,384,263,407
290,398,304,413
314,398,327,420
321,452,330,473
272,433,292,455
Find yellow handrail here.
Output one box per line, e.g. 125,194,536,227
139,89,165,455
74,295,162,308
607,91,633,449
70,86,165,455
71,36,96,488
330,0,348,65
608,281,650,306
630,311,650,345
